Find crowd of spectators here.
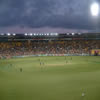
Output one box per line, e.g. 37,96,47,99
0,40,100,58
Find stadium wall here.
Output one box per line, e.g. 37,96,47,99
11,54,90,59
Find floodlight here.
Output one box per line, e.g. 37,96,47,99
13,33,16,36
91,2,99,16
72,33,75,35
30,33,33,36
7,33,11,36
25,33,28,36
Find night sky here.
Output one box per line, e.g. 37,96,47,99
0,0,100,33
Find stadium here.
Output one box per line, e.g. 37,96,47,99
0,33,100,100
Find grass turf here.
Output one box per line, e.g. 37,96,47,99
0,56,100,100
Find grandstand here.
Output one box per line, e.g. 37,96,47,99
0,33,100,59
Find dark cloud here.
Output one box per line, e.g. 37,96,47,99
0,0,100,30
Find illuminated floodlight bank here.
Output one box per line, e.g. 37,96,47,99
25,33,28,36
30,33,33,36
78,33,81,35
24,33,59,36
72,33,75,35
33,33,36,36
50,33,53,36
47,33,49,36
39,33,44,36
44,33,47,36
67,33,70,35
50,33,58,36
91,2,99,16
7,33,11,36
13,33,16,36
55,33,58,36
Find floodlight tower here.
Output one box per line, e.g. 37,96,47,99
90,1,100,32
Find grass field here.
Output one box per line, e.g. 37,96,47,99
0,56,100,100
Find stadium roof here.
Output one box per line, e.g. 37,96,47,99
0,33,100,41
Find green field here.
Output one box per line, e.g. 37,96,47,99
0,56,100,100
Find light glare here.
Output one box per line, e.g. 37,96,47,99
91,3,99,16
